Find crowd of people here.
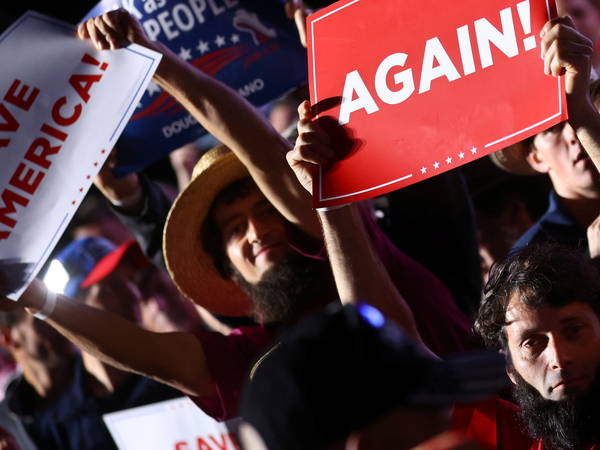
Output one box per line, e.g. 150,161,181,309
1,0,600,448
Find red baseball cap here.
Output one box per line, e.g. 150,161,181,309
80,240,148,289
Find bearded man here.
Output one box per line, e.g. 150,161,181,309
476,243,600,449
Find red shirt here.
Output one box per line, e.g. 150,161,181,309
190,326,274,421
190,213,474,421
452,397,533,449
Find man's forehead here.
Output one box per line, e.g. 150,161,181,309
505,294,596,329
213,184,268,224
505,294,534,327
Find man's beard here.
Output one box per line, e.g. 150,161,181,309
512,367,600,449
233,253,332,324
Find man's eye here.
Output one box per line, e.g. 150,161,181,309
225,223,244,240
522,336,544,351
565,325,584,339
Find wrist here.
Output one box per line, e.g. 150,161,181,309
109,186,144,212
21,280,49,313
567,96,597,130
32,288,57,321
316,203,349,213
317,203,356,226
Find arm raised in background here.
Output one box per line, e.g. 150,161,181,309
284,0,309,48
78,10,320,237
542,16,600,168
93,152,172,266
287,101,435,357
1,279,215,398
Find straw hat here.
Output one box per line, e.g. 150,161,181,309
490,81,600,175
163,145,253,317
488,139,538,175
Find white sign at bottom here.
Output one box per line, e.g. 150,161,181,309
103,397,241,450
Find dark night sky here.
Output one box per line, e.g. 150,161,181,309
1,2,99,32
0,0,338,31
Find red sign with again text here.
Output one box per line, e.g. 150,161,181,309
307,0,565,207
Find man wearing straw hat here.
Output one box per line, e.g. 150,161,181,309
0,7,473,423
83,11,472,343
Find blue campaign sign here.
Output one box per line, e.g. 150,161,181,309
83,0,307,176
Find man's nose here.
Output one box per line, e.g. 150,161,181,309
547,337,574,371
246,216,266,243
562,123,580,147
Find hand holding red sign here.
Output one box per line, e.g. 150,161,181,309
540,16,594,115
307,0,571,207
287,100,333,194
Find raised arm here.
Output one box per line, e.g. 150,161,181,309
3,279,214,398
542,16,600,168
287,102,434,357
94,153,172,267
79,10,320,237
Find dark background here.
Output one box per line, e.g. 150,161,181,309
0,0,337,32
0,3,98,32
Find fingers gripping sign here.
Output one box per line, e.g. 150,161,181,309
587,214,600,259
287,101,334,194
540,16,594,96
77,9,151,51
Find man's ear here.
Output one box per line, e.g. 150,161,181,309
0,326,14,349
524,145,550,174
505,366,517,385
499,348,517,385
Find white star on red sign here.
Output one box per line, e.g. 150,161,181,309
471,146,478,154
445,157,452,164
433,161,440,169
458,152,465,159
420,166,427,174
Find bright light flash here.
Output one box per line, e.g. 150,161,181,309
357,303,385,328
42,260,69,295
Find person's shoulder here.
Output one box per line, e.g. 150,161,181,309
452,396,534,449
5,374,44,416
513,209,586,251
512,221,546,251
494,396,521,420
230,325,276,347
192,325,274,361
495,398,536,450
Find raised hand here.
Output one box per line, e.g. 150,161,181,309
286,101,334,194
77,8,152,51
540,16,594,110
